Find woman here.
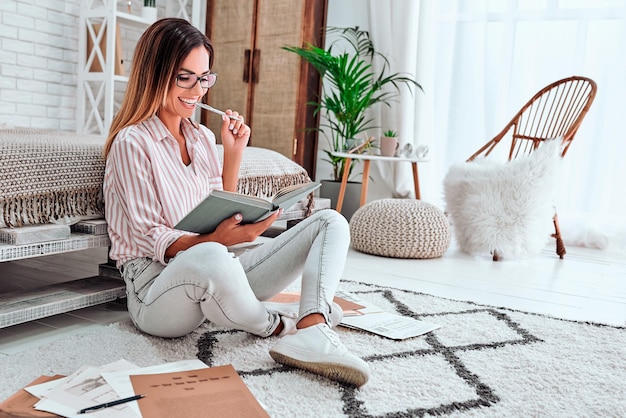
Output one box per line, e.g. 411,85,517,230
102,18,370,387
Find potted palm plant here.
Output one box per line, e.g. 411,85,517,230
283,26,420,180
283,27,420,218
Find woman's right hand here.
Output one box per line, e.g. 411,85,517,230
208,210,282,247
220,111,250,155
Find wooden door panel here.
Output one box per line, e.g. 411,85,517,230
251,1,304,158
204,0,327,177
204,0,254,141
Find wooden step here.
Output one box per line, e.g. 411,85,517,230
99,261,122,279
0,276,125,328
0,224,71,245
0,233,111,263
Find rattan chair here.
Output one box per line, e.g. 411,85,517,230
462,76,597,260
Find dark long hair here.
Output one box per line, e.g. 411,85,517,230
104,18,214,157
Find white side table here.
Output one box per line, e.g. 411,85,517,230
329,152,429,212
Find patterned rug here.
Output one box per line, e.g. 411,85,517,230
1,280,625,417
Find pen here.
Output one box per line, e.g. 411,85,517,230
195,102,243,121
77,394,146,414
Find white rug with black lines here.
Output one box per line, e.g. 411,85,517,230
1,280,625,417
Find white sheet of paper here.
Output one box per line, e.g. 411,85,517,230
25,375,71,398
32,359,140,418
341,311,441,340
25,365,91,399
337,291,441,340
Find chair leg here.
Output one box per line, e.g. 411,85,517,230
552,213,566,259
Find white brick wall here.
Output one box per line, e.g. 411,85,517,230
0,0,80,130
0,1,198,132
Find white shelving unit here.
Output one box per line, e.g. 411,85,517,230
77,0,203,135
0,0,206,329
166,0,203,29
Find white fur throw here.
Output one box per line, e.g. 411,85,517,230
443,139,562,259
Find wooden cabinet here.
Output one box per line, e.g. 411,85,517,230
204,0,327,177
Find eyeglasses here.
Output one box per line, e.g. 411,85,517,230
175,73,217,90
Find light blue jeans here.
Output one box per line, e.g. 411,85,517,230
120,210,350,338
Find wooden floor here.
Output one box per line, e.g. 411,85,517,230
343,244,626,327
0,242,624,356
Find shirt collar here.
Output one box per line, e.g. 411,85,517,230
180,118,200,144
143,115,199,144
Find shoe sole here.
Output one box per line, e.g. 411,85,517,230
269,350,368,387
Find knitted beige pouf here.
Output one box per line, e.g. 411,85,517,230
349,199,451,259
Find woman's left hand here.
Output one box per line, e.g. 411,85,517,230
220,110,250,154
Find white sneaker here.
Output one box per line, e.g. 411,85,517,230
269,323,370,387
263,301,344,337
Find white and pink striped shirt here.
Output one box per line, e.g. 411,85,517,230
104,116,223,267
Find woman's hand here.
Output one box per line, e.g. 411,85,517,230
220,110,250,154
208,209,282,247
164,210,281,259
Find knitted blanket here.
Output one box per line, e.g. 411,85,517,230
0,129,105,228
0,128,310,228
219,146,310,200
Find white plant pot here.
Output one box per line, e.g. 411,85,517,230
142,6,158,23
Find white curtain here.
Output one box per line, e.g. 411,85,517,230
366,0,432,198
366,0,626,253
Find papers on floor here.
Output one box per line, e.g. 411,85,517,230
128,365,268,418
268,290,441,340
336,291,441,340
0,374,63,417
26,359,141,418
8,359,268,418
101,359,209,417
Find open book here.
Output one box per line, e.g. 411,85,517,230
175,182,321,234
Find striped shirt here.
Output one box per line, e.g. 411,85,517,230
104,116,223,267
